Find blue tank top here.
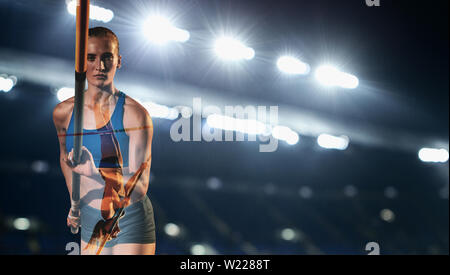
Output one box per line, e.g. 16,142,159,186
65,91,129,168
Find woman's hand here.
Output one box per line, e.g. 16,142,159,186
67,207,81,229
65,146,99,178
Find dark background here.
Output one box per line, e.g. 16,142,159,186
0,0,448,254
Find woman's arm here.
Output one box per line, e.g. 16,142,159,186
123,100,154,198
52,101,74,200
53,101,83,229
53,100,104,185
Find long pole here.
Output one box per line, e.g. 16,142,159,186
71,0,90,234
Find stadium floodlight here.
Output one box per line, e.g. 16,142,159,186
380,209,395,223
339,71,359,89
315,65,359,89
206,114,266,135
142,15,190,45
277,56,310,75
66,0,114,23
190,244,206,255
315,66,340,87
164,223,181,237
142,101,179,120
317,134,349,150
280,228,297,241
418,148,449,163
13,218,30,231
0,75,16,92
190,243,218,255
214,37,255,61
234,119,266,135
272,125,299,145
57,87,75,102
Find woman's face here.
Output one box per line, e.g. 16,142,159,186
86,36,121,89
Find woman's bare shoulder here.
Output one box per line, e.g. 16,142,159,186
53,97,75,128
123,95,152,126
123,95,150,116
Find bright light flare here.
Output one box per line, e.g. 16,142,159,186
340,72,359,89
380,209,395,223
0,75,16,92
190,243,218,255
272,125,299,145
57,87,74,102
164,223,180,237
280,228,296,241
277,56,310,75
315,65,359,89
317,134,349,150
142,101,179,120
13,218,30,231
214,37,255,61
191,244,206,255
206,114,266,135
67,1,114,23
142,15,190,45
418,148,449,163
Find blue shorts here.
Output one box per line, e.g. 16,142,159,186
80,195,156,247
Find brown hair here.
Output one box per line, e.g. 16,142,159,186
88,27,120,55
